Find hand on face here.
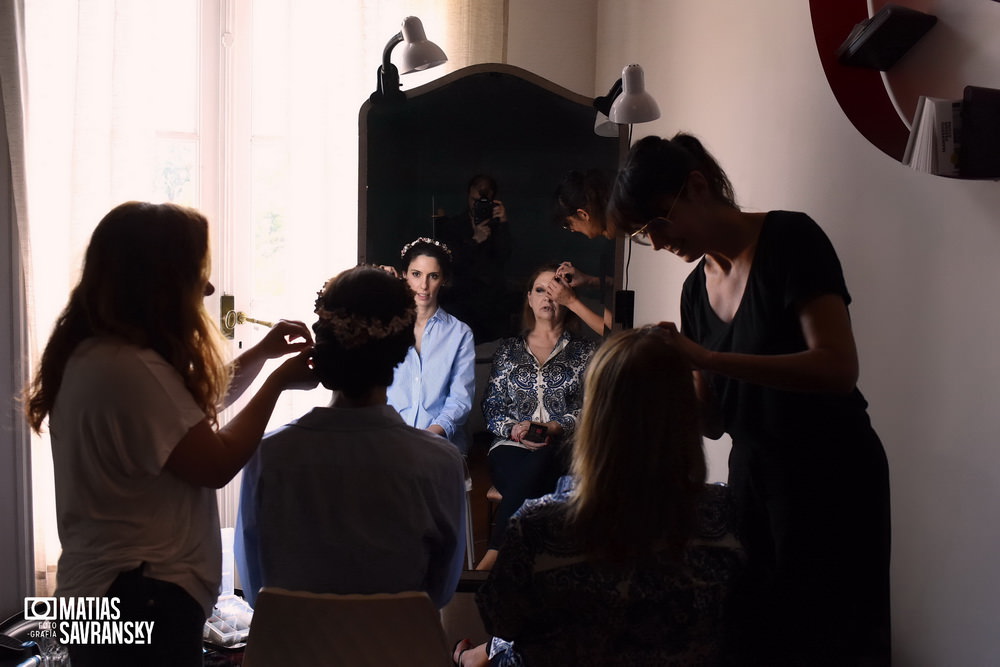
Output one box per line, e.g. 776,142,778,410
528,271,562,322
544,274,576,306
554,261,597,289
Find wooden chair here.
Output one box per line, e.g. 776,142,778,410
242,588,451,666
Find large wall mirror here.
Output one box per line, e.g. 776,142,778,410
359,64,624,344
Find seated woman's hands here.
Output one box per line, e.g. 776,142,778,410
510,420,563,450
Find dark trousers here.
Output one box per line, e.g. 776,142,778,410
726,438,892,666
488,442,568,548
68,564,207,667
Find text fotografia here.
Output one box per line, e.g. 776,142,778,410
24,597,155,645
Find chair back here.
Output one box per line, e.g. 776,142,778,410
242,588,451,667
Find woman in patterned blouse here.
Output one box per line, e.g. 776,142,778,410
477,264,598,571
454,327,744,667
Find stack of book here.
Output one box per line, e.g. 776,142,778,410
904,86,1000,179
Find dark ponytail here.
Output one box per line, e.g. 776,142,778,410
609,133,737,233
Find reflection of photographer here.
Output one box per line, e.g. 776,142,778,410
438,174,514,343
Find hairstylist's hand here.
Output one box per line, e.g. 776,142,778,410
555,261,597,289
256,319,313,359
656,321,710,369
378,265,400,279
269,348,318,392
544,275,577,307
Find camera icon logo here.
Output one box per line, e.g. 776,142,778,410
24,597,58,621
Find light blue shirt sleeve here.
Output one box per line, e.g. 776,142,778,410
432,320,475,440
235,450,263,608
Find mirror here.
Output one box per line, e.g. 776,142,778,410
359,64,624,344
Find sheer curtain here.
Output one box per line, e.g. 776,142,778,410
19,0,506,596
0,0,35,610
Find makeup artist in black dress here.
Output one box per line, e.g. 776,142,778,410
609,133,891,666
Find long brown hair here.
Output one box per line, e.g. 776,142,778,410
568,327,706,561
26,201,230,431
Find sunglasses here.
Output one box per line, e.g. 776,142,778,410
629,184,685,247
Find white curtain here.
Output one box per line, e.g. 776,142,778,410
0,0,35,608
18,0,506,596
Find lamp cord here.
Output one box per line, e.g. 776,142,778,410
625,237,632,290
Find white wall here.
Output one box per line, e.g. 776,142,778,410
511,0,1000,662
591,1,1000,664
507,0,599,96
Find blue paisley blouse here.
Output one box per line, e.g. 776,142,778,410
477,480,745,666
481,331,598,445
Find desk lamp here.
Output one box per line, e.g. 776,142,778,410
370,16,447,104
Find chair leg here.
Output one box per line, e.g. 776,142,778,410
464,489,475,569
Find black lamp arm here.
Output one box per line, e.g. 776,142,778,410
371,31,406,103
593,78,623,116
381,31,404,70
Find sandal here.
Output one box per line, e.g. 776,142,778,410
452,638,473,666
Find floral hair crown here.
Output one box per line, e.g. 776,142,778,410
400,237,452,259
313,281,415,350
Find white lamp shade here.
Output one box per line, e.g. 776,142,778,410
608,64,660,124
593,110,620,137
398,16,448,74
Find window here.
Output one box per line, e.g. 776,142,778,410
23,0,505,595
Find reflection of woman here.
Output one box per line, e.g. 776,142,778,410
465,328,745,667
478,264,597,571
236,267,466,610
547,169,616,336
610,134,891,665
25,202,315,666
438,174,514,343
386,238,476,453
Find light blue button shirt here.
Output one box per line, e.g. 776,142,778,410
387,307,476,453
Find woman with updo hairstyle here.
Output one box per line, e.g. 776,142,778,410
477,263,598,571
386,237,476,453
312,266,417,395
609,132,891,665
454,328,744,667
25,201,315,666
236,266,467,611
